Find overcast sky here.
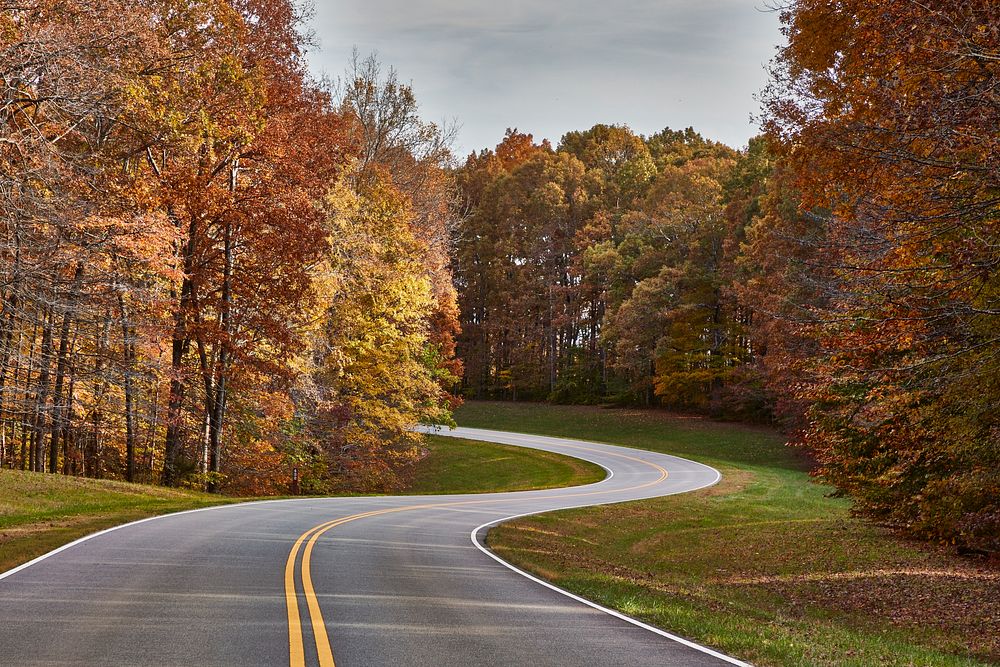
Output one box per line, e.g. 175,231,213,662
304,1,784,157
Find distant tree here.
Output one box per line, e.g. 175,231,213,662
453,125,752,408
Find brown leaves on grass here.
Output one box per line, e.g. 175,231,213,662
731,566,1000,660
490,475,1000,663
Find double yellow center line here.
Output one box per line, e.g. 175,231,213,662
283,443,669,667
284,504,439,667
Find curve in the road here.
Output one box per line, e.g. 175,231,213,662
0,426,749,667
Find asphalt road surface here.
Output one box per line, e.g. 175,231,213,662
0,426,748,667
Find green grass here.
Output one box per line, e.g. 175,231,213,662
458,401,999,667
403,434,605,494
0,470,234,573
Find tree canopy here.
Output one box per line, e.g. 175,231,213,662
0,0,460,494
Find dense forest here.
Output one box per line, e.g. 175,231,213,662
1,1,997,550
0,1,460,494
452,2,999,551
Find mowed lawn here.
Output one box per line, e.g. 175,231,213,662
0,433,603,573
458,401,999,667
407,434,604,494
0,471,232,573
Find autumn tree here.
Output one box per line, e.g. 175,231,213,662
454,131,603,400
289,55,462,493
0,0,357,494
762,0,1000,549
0,0,172,477
338,53,463,406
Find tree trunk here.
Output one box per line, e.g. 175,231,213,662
162,216,198,486
89,316,111,479
33,307,53,472
0,289,18,439
547,287,556,393
118,294,137,482
63,357,75,475
0,232,22,461
162,330,187,485
207,220,233,493
48,265,83,474
21,319,39,471
4,330,23,468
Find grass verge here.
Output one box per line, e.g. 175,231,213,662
0,470,234,573
458,401,999,667
404,434,605,494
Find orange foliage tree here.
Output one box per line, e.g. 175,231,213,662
0,2,460,495
762,0,1000,549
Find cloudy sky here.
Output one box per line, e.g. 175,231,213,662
305,1,784,157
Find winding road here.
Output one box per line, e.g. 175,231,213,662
0,426,747,666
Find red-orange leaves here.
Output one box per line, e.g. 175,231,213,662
763,0,1000,551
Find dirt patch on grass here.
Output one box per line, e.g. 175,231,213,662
688,466,752,497
0,516,99,540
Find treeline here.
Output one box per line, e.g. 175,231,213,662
0,2,459,493
454,126,755,410
453,1,999,550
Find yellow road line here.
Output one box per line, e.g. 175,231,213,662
301,524,336,667
300,507,436,667
285,442,668,666
285,507,436,667
285,532,307,666
285,522,325,667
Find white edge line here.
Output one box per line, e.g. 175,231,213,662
469,465,751,667
0,497,300,583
